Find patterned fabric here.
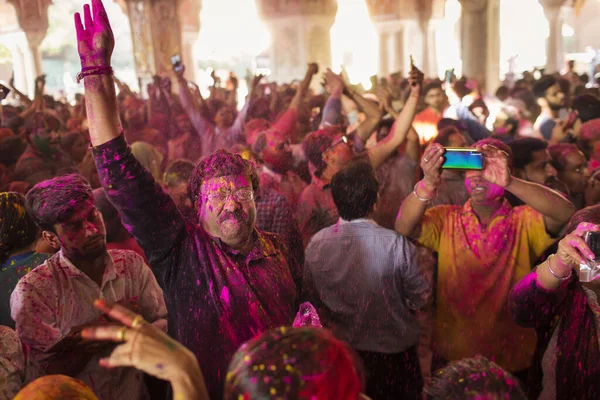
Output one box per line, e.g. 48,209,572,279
11,249,167,400
296,175,339,247
418,199,554,372
255,187,304,271
0,327,30,400
92,134,298,400
509,273,600,400
0,252,50,328
259,169,307,210
304,219,431,353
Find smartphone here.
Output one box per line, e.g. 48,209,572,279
585,232,600,260
0,84,10,101
445,69,454,85
171,54,183,73
442,148,483,170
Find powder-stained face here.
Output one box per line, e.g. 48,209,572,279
465,170,505,205
198,174,256,248
262,131,293,174
558,150,591,195
52,199,107,261
30,128,60,155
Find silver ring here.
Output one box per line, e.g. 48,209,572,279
424,158,429,163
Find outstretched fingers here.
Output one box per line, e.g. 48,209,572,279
84,4,94,30
93,0,112,30
94,299,138,327
74,13,85,37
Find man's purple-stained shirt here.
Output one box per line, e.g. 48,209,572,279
92,134,298,400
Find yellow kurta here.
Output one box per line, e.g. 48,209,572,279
418,199,555,372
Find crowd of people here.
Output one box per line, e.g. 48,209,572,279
2,0,600,398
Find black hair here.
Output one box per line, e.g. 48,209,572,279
572,94,600,123
188,150,259,207
434,126,462,147
302,127,344,177
0,136,27,166
509,137,548,170
533,76,558,99
495,85,510,100
422,81,443,97
25,174,93,232
331,160,379,221
0,192,38,264
164,159,195,188
425,356,526,400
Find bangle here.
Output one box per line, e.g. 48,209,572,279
413,182,434,203
76,66,113,84
547,255,572,281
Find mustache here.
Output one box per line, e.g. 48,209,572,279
218,210,248,223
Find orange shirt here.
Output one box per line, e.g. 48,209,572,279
413,107,443,144
417,199,555,372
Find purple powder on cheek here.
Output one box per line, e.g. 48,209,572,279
155,363,164,370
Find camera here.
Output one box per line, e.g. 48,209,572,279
579,232,600,282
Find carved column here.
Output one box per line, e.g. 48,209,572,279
459,0,488,83
255,0,338,87
118,0,201,83
379,32,390,77
459,0,500,91
7,0,51,78
540,0,565,73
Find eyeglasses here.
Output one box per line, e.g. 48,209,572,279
326,135,350,153
205,188,254,204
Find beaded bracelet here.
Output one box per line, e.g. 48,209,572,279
547,254,572,281
76,66,114,84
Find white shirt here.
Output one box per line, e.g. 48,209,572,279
10,249,168,400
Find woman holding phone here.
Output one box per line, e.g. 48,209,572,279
509,205,600,400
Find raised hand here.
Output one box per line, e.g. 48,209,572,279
307,62,319,77
408,64,424,95
554,222,600,276
421,143,445,190
75,0,115,68
324,68,344,95
479,144,512,188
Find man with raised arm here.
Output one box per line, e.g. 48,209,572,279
74,2,299,398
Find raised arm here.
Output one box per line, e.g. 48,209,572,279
174,66,213,137
289,63,318,112
367,66,423,170
344,84,384,144
76,0,185,266
478,144,575,234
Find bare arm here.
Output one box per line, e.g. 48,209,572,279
345,87,383,143
289,63,318,111
367,67,423,170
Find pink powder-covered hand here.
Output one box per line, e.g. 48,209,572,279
479,144,512,188
292,302,322,328
74,0,115,68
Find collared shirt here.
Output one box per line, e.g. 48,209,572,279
296,174,339,247
260,167,307,209
305,218,431,353
92,135,298,400
255,187,304,270
10,249,167,400
417,199,554,371
0,326,37,400
0,252,50,328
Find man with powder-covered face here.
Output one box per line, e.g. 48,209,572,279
74,1,300,398
395,138,575,384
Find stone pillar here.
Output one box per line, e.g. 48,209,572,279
255,0,338,88
7,0,50,78
459,0,500,91
540,0,565,73
379,32,390,77
392,29,405,74
459,0,488,83
119,0,200,84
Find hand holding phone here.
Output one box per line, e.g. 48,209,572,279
442,148,483,170
445,69,454,85
171,54,183,74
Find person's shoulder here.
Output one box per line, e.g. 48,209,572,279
108,249,147,269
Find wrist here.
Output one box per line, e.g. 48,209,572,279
420,179,438,194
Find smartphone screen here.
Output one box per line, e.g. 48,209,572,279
442,148,483,170
585,232,600,260
445,69,454,85
0,84,10,101
171,54,183,72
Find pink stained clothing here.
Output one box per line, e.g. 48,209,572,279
269,107,298,140
107,238,148,263
10,249,168,400
296,174,338,248
186,102,249,157
260,168,307,210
